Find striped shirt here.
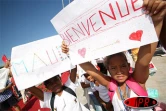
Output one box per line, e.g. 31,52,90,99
0,80,13,103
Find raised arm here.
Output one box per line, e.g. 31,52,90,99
70,67,77,83
61,42,110,88
160,16,166,49
28,86,44,101
79,62,110,88
133,0,166,84
80,82,90,88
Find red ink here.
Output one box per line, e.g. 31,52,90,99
116,0,130,18
78,48,86,58
81,20,91,36
89,13,102,32
46,49,58,64
60,33,71,45
66,29,78,42
129,30,143,41
131,0,143,11
99,3,116,25
72,23,85,38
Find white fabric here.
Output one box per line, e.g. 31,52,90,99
40,78,89,111
91,84,110,102
77,65,86,78
112,90,153,111
80,76,93,94
124,51,135,68
0,68,9,90
96,58,104,63
90,60,97,66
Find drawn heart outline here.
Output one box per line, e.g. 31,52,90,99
78,48,86,58
129,30,143,41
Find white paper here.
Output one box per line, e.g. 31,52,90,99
11,35,73,90
51,0,158,65
0,68,9,90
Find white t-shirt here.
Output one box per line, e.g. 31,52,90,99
0,68,9,90
80,76,93,94
91,84,110,102
112,90,153,111
40,78,89,111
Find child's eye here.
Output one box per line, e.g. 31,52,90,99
122,65,127,68
111,67,116,70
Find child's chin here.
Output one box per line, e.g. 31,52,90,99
116,79,126,83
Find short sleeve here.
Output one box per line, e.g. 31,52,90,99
64,77,77,92
39,92,52,108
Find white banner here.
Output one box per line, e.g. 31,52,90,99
51,0,158,65
11,35,73,90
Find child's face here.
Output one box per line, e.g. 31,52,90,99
87,75,95,82
84,74,95,82
108,55,130,84
45,77,63,93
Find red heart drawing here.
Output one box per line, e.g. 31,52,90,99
78,48,86,58
129,30,143,41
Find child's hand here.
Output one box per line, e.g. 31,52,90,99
0,88,5,93
143,0,166,25
61,41,69,54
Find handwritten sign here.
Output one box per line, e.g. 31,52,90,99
51,0,158,65
11,35,73,90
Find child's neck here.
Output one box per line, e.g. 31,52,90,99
118,82,126,88
54,89,63,96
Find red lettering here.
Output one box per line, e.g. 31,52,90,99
46,49,58,64
81,19,91,36
99,3,116,25
66,29,78,42
72,24,85,38
144,98,149,107
59,34,71,45
138,98,144,107
89,13,102,32
131,0,142,11
116,0,130,18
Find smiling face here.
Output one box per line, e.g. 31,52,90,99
44,75,63,93
106,53,130,84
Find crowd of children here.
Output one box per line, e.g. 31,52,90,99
0,0,166,111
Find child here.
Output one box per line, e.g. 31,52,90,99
28,67,89,111
85,73,113,111
160,12,166,49
0,60,21,111
61,0,166,110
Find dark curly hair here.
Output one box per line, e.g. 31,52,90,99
44,75,61,86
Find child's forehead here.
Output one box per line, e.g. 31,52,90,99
48,77,61,83
109,55,127,64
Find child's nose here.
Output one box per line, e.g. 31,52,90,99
116,67,123,74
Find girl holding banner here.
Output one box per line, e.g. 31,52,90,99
62,0,166,111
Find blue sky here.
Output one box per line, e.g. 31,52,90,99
0,0,71,66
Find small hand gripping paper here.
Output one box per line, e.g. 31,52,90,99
2,55,8,63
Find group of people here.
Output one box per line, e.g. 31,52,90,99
0,0,166,111
0,60,21,111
